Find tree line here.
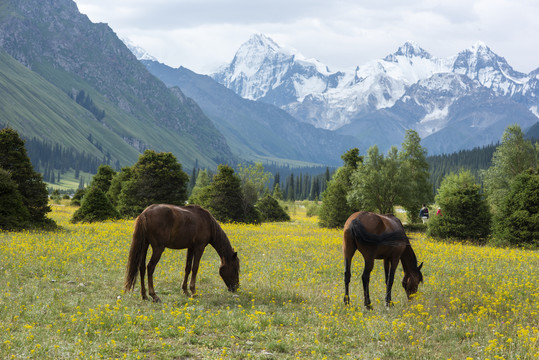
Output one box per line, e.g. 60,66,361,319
427,144,497,190
24,136,110,176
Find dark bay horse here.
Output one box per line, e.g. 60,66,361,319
343,211,423,309
124,204,240,302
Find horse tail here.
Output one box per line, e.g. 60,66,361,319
350,218,407,246
124,213,148,292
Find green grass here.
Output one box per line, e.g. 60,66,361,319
0,204,538,359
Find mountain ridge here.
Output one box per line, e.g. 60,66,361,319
210,34,539,154
142,60,358,166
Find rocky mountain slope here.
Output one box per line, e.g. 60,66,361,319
0,0,233,169
141,60,358,166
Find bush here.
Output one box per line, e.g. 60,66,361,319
256,195,290,222
493,169,538,247
306,202,319,217
71,186,120,223
427,170,491,241
71,188,86,206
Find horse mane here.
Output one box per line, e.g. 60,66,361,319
401,244,420,272
349,218,408,247
202,208,235,260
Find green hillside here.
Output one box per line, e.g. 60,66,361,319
0,50,134,163
0,0,234,173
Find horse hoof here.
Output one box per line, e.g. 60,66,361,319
152,296,161,303
365,304,373,310
344,296,350,305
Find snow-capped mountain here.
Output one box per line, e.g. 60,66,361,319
211,35,539,153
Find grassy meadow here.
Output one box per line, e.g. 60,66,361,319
0,203,538,359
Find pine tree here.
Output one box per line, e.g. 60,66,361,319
0,128,54,228
427,170,491,241
207,165,246,223
0,169,30,230
71,186,120,223
117,150,189,218
493,168,539,247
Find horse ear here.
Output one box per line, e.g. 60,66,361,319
232,252,238,260
418,262,423,270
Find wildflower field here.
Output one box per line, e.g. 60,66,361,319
1,204,538,359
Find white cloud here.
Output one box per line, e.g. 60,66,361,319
74,0,539,74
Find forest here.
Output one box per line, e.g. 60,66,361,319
23,135,507,197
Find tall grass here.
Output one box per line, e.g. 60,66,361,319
0,203,537,359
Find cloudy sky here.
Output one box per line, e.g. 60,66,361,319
74,0,539,75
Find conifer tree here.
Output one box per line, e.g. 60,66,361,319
71,186,120,223
493,168,538,247
117,150,189,217
0,169,30,229
207,165,246,223
427,170,491,241
0,127,54,228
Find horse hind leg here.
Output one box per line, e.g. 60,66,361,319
362,259,375,310
147,246,164,303
182,248,194,295
139,242,150,301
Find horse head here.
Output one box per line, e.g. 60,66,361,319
402,262,423,299
219,252,240,292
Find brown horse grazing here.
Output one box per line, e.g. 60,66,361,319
343,211,423,309
124,204,240,302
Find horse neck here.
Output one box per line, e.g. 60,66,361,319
401,244,418,274
209,220,235,262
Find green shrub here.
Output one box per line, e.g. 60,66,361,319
256,195,290,222
71,187,120,223
306,202,319,217
71,188,86,206
427,170,491,241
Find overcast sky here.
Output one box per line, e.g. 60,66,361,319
74,0,539,75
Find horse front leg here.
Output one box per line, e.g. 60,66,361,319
384,258,399,308
362,259,374,310
147,246,164,303
182,248,194,295
188,248,204,296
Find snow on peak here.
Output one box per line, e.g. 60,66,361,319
244,33,282,54
470,40,489,52
122,38,157,62
384,41,432,61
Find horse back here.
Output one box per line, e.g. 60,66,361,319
140,204,213,250
344,211,407,247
